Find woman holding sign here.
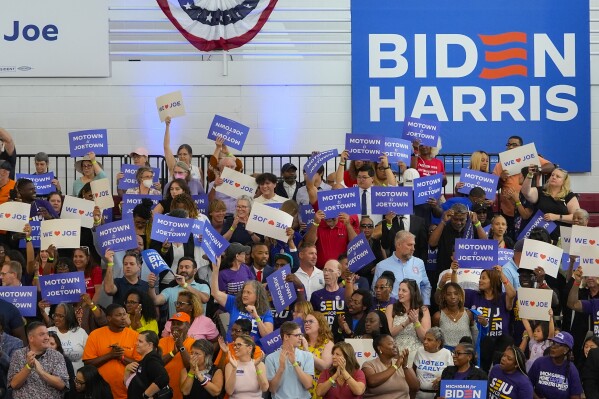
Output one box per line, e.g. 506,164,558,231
164,116,203,187
72,152,106,197
435,342,487,399
521,166,580,241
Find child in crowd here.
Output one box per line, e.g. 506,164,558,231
520,308,555,371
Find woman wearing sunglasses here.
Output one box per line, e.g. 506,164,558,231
224,335,268,398
161,291,218,341
434,341,487,398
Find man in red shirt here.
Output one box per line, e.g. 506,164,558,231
303,210,358,269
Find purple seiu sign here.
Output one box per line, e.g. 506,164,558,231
121,194,162,218
0,286,37,317
16,172,55,195
345,133,384,162
192,194,209,214
401,117,440,147
517,210,557,241
318,187,361,218
266,265,297,314
413,174,443,205
201,222,230,263
454,238,498,269
207,114,250,151
457,169,499,200
347,233,376,273
118,164,160,190
69,129,108,157
96,219,137,253
383,137,411,166
151,214,192,244
304,149,338,179
40,271,86,305
260,317,305,355
142,249,172,275
19,220,41,249
371,186,413,215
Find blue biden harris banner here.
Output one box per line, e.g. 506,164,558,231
351,0,590,172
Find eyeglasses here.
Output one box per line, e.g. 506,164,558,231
452,351,470,356
0,271,14,277
304,320,315,325
233,343,250,348
175,301,191,307
287,333,303,338
81,163,93,168
74,379,86,386
360,224,374,228
374,285,389,290
125,301,140,305
51,314,65,319
79,246,90,255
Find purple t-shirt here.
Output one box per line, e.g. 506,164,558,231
464,290,510,338
488,365,534,399
528,356,583,399
218,264,255,295
310,287,345,326
371,297,396,313
581,299,599,336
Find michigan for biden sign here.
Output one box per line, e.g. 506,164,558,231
351,0,590,172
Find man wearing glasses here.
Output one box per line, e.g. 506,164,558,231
266,321,314,399
492,135,555,239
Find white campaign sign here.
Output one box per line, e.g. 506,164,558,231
345,339,378,367
90,178,113,209
569,225,599,256
215,167,258,199
457,268,483,285
0,0,108,77
577,245,599,277
560,226,572,253
519,239,563,278
156,91,186,122
498,143,541,176
0,202,31,232
517,287,553,321
61,196,95,228
246,202,293,242
41,219,81,249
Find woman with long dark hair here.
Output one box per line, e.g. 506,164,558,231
125,330,170,399
48,303,88,371
152,178,191,215
75,365,113,399
432,282,476,350
72,246,102,303
316,342,366,398
124,289,158,334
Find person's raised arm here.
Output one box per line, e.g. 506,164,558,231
147,273,166,306
103,249,117,295
303,210,323,245
88,152,103,176
335,150,349,188
210,257,228,307
0,128,15,155
521,165,539,204
24,224,36,276
163,116,176,174
339,213,357,241
496,265,516,310
305,172,318,206
429,210,451,247
567,266,584,312
379,154,397,186
471,212,487,239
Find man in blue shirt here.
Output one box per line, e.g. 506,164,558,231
373,230,432,305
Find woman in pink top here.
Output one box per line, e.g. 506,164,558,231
162,291,219,341
225,335,269,398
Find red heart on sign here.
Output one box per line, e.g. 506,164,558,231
595,259,599,264
516,158,522,163
234,183,240,188
78,210,85,215
4,213,10,218
54,231,61,236
539,254,546,260
268,220,275,225
165,104,169,109
464,270,470,273
530,301,536,306
95,193,99,198
364,351,372,358
590,240,596,245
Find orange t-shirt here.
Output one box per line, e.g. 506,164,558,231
0,179,16,205
82,326,140,399
158,336,195,399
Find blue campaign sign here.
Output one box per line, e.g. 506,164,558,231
300,203,315,226
371,186,413,215
39,271,87,305
151,214,192,244
383,137,411,166
401,117,440,147
266,265,297,314
118,164,160,190
413,174,443,205
192,219,205,246
69,129,108,157
19,220,41,249
96,219,137,253
16,172,55,195
0,286,37,317
457,169,499,200
201,222,230,263
454,238,498,269
498,248,514,265
318,187,361,218
561,252,580,271
260,317,304,355
345,134,383,162
351,0,591,172
441,380,487,399
192,194,209,214
265,202,283,210
304,149,338,179
207,114,250,151
426,247,438,271
121,194,162,218
347,233,376,273
517,210,557,241
142,249,172,275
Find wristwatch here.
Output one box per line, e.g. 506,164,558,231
179,347,186,353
